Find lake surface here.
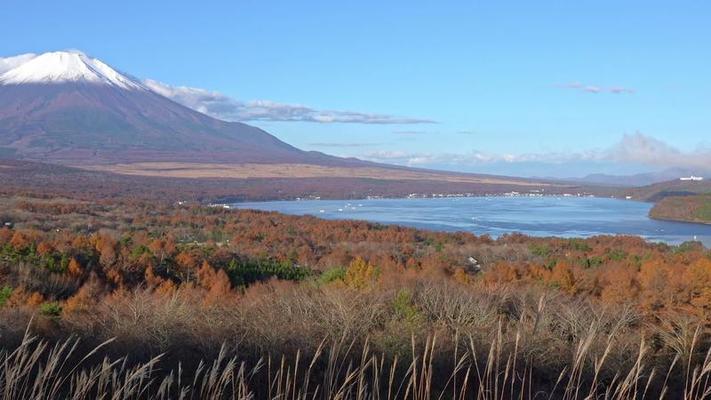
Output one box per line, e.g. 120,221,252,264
234,196,711,246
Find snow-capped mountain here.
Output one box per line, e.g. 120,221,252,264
0,53,38,75
0,51,145,90
0,50,359,166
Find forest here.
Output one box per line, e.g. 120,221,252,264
1,192,711,398
651,194,711,224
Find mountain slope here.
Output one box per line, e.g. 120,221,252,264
0,51,361,166
625,178,711,202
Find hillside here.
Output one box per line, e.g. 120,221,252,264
624,178,711,202
650,194,711,224
569,167,708,187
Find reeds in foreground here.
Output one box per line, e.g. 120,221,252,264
2,320,711,400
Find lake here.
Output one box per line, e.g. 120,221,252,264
234,196,711,247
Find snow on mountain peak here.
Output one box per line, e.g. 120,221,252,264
0,53,37,74
0,51,145,90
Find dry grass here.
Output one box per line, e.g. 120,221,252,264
2,320,711,399
2,282,711,399
81,162,552,186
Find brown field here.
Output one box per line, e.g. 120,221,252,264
83,162,553,186
2,159,596,203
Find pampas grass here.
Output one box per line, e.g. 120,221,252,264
2,319,711,400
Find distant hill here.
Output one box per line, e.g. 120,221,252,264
650,194,711,224
564,168,709,187
624,178,711,202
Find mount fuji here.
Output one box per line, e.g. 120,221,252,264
0,51,362,166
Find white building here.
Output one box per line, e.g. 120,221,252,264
680,176,704,181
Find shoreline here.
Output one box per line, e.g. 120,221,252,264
648,215,711,226
228,196,711,248
222,191,618,205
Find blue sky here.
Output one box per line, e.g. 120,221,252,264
1,1,710,177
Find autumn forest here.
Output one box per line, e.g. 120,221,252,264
0,191,710,398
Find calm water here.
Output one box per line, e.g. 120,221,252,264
234,196,711,246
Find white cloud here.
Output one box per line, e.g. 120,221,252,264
144,79,435,124
363,133,711,171
308,142,385,148
607,133,711,169
560,82,635,95
393,130,431,135
364,150,530,166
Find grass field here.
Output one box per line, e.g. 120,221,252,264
82,162,553,186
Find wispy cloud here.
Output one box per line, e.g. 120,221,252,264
364,150,566,166
144,80,435,125
393,129,478,136
559,82,635,94
393,130,432,135
308,142,385,148
363,133,711,172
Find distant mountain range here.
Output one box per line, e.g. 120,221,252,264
0,51,368,166
557,168,709,187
